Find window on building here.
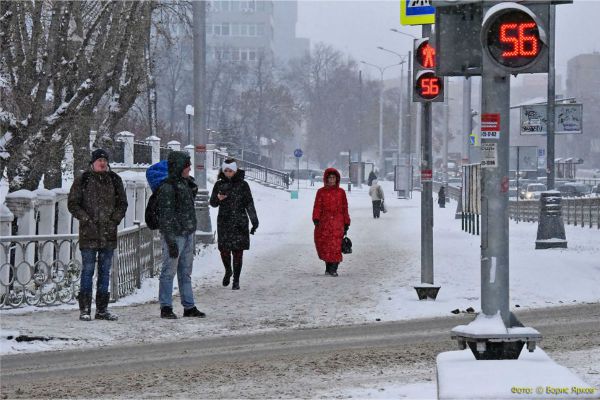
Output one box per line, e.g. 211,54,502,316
231,23,240,36
248,24,256,37
256,1,266,11
213,24,221,36
248,49,257,61
257,23,265,37
240,24,248,36
221,23,230,36
232,48,240,61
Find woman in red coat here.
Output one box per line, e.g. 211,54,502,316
312,168,351,276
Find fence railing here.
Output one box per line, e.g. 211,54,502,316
509,196,600,228
213,151,289,190
0,224,162,309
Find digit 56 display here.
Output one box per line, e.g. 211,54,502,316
481,3,548,74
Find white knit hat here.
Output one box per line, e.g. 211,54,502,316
222,160,238,172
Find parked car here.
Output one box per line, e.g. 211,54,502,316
592,184,600,196
520,183,547,200
557,183,592,197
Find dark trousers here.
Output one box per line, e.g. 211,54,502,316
372,200,382,218
220,250,244,281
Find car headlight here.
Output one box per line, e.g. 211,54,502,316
526,193,532,199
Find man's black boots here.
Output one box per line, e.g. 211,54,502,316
78,292,92,321
95,292,118,321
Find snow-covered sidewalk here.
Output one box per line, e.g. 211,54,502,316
1,179,599,356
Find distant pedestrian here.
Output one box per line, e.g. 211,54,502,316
369,179,385,218
290,169,296,184
156,151,206,319
310,173,315,187
368,170,377,186
312,168,351,277
438,186,446,208
210,159,259,290
68,149,127,321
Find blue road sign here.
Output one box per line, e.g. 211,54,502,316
294,148,303,158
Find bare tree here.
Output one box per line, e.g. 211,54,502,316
0,1,155,191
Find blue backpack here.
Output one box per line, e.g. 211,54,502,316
145,161,169,230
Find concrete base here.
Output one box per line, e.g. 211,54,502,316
535,192,567,250
414,285,441,300
437,348,596,399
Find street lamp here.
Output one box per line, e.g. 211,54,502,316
377,47,408,171
185,104,194,146
390,28,418,40
360,60,403,174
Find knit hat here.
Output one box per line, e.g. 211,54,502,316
222,159,238,172
90,149,110,164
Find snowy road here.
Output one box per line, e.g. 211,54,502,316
1,303,598,399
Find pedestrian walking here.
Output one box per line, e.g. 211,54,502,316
210,159,259,290
68,149,127,321
312,168,351,276
438,186,446,208
156,151,206,319
369,179,385,218
367,169,378,186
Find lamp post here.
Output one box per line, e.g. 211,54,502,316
185,105,194,146
377,47,408,171
360,60,403,174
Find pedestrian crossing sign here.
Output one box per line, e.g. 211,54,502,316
469,133,478,146
400,0,435,26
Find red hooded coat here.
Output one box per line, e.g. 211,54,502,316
312,168,351,263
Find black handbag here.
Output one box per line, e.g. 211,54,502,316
341,236,353,254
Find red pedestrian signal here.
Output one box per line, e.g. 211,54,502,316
413,38,444,103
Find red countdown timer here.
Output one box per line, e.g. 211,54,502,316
415,72,443,101
485,10,542,69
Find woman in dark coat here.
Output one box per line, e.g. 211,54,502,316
438,186,446,208
312,168,351,276
210,159,259,290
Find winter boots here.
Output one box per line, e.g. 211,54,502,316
232,263,242,290
183,306,207,318
325,263,339,277
95,292,118,321
161,306,178,319
78,292,92,321
222,266,232,287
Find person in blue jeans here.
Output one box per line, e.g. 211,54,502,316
156,151,206,319
68,149,128,321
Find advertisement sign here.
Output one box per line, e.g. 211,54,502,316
481,142,497,168
520,104,583,135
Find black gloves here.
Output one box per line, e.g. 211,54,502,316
313,220,319,226
168,242,179,258
344,224,350,235
250,226,257,235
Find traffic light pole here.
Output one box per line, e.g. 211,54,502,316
420,24,434,288
480,57,510,326
462,78,472,164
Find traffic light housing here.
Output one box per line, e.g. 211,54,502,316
481,2,548,74
413,38,444,102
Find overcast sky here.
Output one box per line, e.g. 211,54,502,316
296,0,600,80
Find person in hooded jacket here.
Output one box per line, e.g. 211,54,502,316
210,159,259,290
156,151,206,319
368,179,385,218
68,149,127,321
438,186,446,208
312,168,351,276
367,170,378,186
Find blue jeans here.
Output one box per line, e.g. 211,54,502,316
80,248,114,295
159,233,196,309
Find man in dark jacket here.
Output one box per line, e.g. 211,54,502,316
157,151,206,319
68,149,128,321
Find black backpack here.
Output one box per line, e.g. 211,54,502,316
144,189,161,230
145,180,180,230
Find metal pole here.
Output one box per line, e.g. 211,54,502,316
379,70,384,174
516,146,520,223
187,115,191,146
421,24,434,285
480,51,510,326
406,51,413,197
462,78,472,164
297,157,300,192
397,63,404,170
443,77,449,185
546,4,556,190
193,1,207,188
